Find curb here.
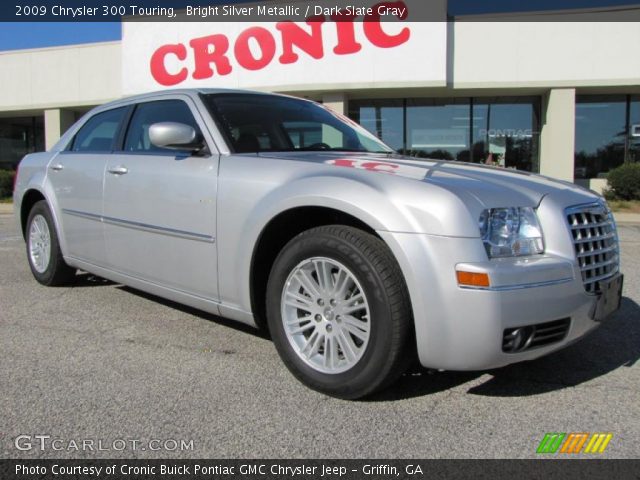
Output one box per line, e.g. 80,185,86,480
613,212,640,225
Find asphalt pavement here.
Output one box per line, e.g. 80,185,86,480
1,211,638,459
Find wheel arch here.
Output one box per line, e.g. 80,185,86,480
18,186,69,260
249,205,408,333
20,189,47,239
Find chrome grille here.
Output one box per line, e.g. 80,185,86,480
566,202,619,294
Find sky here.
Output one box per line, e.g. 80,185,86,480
0,0,638,52
0,22,121,51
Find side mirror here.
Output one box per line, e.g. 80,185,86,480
149,122,205,153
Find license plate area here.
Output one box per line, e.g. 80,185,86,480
590,274,623,322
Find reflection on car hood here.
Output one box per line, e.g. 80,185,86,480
256,151,594,207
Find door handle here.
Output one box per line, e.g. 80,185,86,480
108,166,129,175
49,163,64,171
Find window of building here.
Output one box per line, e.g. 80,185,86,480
472,98,541,172
124,100,201,153
0,116,44,169
72,107,127,152
574,95,628,179
354,99,404,152
349,96,541,172
629,95,640,165
406,98,469,160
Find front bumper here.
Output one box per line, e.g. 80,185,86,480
378,231,618,371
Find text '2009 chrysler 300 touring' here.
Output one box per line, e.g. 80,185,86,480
14,89,623,398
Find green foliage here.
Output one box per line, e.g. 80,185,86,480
0,169,16,199
605,163,640,200
602,188,617,201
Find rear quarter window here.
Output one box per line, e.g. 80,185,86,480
71,107,127,152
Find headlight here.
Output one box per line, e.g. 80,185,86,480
478,207,544,258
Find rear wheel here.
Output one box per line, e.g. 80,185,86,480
26,200,76,286
266,225,413,399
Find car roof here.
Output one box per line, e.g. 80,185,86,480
55,88,315,153
93,88,296,112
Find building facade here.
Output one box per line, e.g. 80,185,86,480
1,2,639,193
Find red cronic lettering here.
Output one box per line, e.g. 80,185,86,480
331,15,362,55
189,34,233,79
150,44,188,86
364,1,410,48
150,7,413,86
332,159,358,168
234,27,277,71
276,17,325,64
330,159,399,175
362,162,399,173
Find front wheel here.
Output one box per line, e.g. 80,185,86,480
26,200,76,286
266,225,413,399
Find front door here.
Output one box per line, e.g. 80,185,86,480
102,97,219,300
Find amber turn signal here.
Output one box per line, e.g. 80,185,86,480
456,270,491,288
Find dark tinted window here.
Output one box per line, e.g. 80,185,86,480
351,99,404,152
406,98,470,161
124,100,201,152
349,97,541,172
0,115,44,168
630,96,640,164
472,98,540,172
72,107,126,152
575,95,627,179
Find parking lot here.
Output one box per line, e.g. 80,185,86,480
1,210,638,459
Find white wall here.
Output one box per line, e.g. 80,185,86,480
0,42,122,112
1,20,638,110
452,22,640,89
0,16,638,184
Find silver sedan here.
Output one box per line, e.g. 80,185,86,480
14,89,623,398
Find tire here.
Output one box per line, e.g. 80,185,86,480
266,225,413,399
26,200,76,286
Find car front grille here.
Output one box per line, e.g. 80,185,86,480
566,202,619,295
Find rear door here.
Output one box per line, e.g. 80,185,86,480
48,106,128,264
102,96,219,300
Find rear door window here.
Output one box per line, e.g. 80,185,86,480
71,107,127,152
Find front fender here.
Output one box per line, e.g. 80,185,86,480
216,153,482,321
248,175,416,233
218,175,417,316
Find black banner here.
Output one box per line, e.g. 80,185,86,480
4,0,443,22
3,0,640,22
1,459,640,480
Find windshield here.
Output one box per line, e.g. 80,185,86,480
202,93,393,154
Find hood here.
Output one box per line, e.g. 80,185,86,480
256,151,599,208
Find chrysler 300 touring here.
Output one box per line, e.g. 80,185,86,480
14,89,623,398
